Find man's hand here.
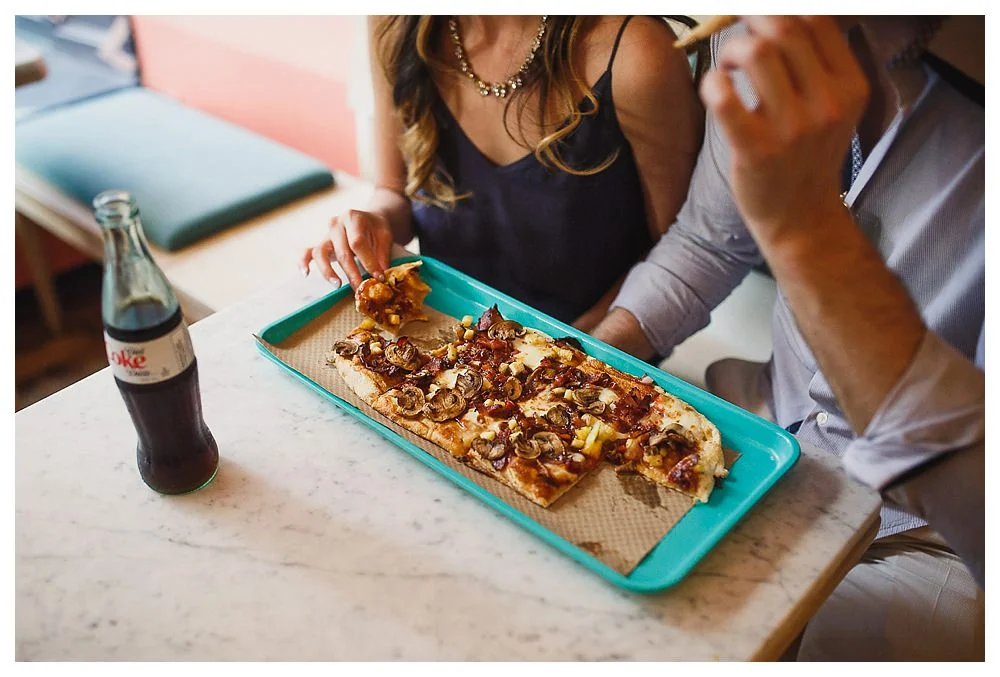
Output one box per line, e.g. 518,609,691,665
700,16,870,247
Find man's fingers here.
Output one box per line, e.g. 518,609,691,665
801,16,857,76
343,210,385,281
716,33,799,120
800,16,870,114
742,16,825,96
700,69,764,153
330,222,364,289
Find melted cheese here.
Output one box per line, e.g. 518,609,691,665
518,396,557,418
598,388,619,405
435,368,459,390
512,330,556,369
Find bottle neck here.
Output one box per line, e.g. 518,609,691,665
101,212,153,265
95,193,179,330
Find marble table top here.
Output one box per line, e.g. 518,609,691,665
15,276,882,660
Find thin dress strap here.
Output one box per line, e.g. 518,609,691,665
607,16,635,71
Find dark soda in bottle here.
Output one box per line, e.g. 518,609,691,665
94,190,219,494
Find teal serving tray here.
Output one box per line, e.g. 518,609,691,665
256,255,799,593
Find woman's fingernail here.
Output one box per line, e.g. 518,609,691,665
301,266,309,277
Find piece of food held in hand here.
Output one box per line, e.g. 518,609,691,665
334,262,727,508
354,261,430,333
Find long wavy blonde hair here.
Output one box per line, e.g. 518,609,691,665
374,16,618,209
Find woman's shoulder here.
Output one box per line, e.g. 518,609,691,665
602,17,700,124
578,16,688,82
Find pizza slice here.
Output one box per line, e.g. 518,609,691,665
487,309,727,503
593,369,727,503
355,261,431,333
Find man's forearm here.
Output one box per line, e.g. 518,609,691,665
758,207,926,434
590,308,657,361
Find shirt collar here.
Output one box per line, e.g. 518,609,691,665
845,65,941,208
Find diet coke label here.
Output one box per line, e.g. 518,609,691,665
104,321,195,385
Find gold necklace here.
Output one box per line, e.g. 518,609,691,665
448,16,548,99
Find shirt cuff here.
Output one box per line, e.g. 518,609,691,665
842,331,985,491
611,261,712,358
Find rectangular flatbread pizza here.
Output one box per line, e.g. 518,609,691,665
330,264,727,508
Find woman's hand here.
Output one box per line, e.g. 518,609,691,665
699,16,870,247
300,209,394,288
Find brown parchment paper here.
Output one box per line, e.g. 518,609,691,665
255,297,738,575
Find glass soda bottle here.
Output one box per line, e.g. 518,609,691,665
94,190,219,494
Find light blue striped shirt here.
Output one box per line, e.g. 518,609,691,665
612,28,984,540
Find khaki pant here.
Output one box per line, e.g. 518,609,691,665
797,527,985,661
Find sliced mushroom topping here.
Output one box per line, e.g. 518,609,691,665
525,365,559,390
387,385,425,417
472,436,507,460
333,339,361,357
424,388,467,422
455,368,484,399
531,431,565,457
487,319,525,341
544,404,571,428
572,387,607,415
649,423,692,448
384,342,420,370
572,386,602,407
502,376,523,401
556,336,583,351
513,436,541,459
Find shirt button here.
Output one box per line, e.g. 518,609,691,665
816,412,829,426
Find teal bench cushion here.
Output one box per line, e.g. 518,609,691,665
15,87,334,251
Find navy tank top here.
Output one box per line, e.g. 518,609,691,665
412,17,651,324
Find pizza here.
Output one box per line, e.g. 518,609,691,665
329,266,727,508
355,260,430,333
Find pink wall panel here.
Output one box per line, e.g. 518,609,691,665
132,16,359,175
